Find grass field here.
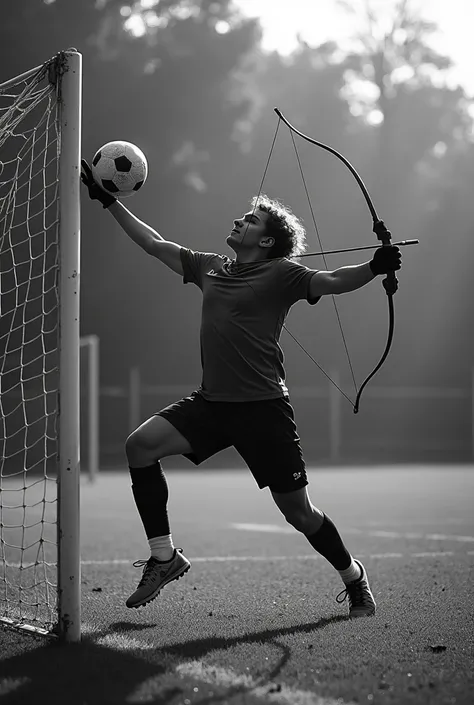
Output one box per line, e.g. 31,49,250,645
1,465,473,705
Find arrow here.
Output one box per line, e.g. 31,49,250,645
299,238,419,258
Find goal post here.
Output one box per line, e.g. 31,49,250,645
0,50,82,641
80,334,100,483
57,49,82,642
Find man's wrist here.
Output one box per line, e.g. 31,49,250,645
369,259,379,276
100,192,117,209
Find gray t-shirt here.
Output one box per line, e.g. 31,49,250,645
181,248,320,401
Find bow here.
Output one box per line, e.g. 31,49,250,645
254,108,399,413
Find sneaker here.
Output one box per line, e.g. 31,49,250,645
336,559,376,618
126,548,191,609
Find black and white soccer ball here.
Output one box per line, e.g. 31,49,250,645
91,141,148,198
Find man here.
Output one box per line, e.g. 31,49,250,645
81,160,401,618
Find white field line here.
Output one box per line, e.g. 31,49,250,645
365,518,473,526
231,523,474,543
175,660,356,705
358,530,474,542
80,550,469,566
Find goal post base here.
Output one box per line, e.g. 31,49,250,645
0,616,59,639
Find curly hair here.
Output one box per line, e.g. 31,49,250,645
250,194,307,260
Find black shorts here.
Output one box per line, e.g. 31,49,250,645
156,392,308,493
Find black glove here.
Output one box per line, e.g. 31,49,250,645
80,158,116,209
370,245,401,275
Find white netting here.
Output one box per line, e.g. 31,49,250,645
0,59,61,633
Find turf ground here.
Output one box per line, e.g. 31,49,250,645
1,465,473,705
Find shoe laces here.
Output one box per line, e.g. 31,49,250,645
133,557,167,588
336,578,367,607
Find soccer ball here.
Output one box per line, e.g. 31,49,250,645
91,141,148,198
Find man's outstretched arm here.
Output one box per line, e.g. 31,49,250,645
81,158,183,276
309,262,375,297
108,200,183,276
309,246,402,297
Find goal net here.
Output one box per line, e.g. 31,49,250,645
0,50,82,641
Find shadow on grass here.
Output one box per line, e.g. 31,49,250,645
0,614,349,705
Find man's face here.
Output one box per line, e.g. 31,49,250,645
226,209,272,253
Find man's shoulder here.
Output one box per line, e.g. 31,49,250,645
182,248,229,267
275,256,311,270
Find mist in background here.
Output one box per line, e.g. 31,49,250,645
2,0,473,466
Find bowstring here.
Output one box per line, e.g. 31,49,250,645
239,117,356,407
288,129,358,400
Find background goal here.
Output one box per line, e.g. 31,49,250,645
0,50,82,641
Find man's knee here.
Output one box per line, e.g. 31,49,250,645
125,419,165,464
125,429,151,453
125,415,193,463
285,507,323,533
125,430,153,458
271,488,323,533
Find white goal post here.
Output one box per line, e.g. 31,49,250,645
0,50,82,641
80,334,100,483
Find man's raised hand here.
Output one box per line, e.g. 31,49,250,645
80,159,116,209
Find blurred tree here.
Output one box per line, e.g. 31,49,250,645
332,0,474,386
335,0,472,207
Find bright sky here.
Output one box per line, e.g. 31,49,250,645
233,0,474,96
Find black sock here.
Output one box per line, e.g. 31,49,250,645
129,461,170,539
305,512,352,571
